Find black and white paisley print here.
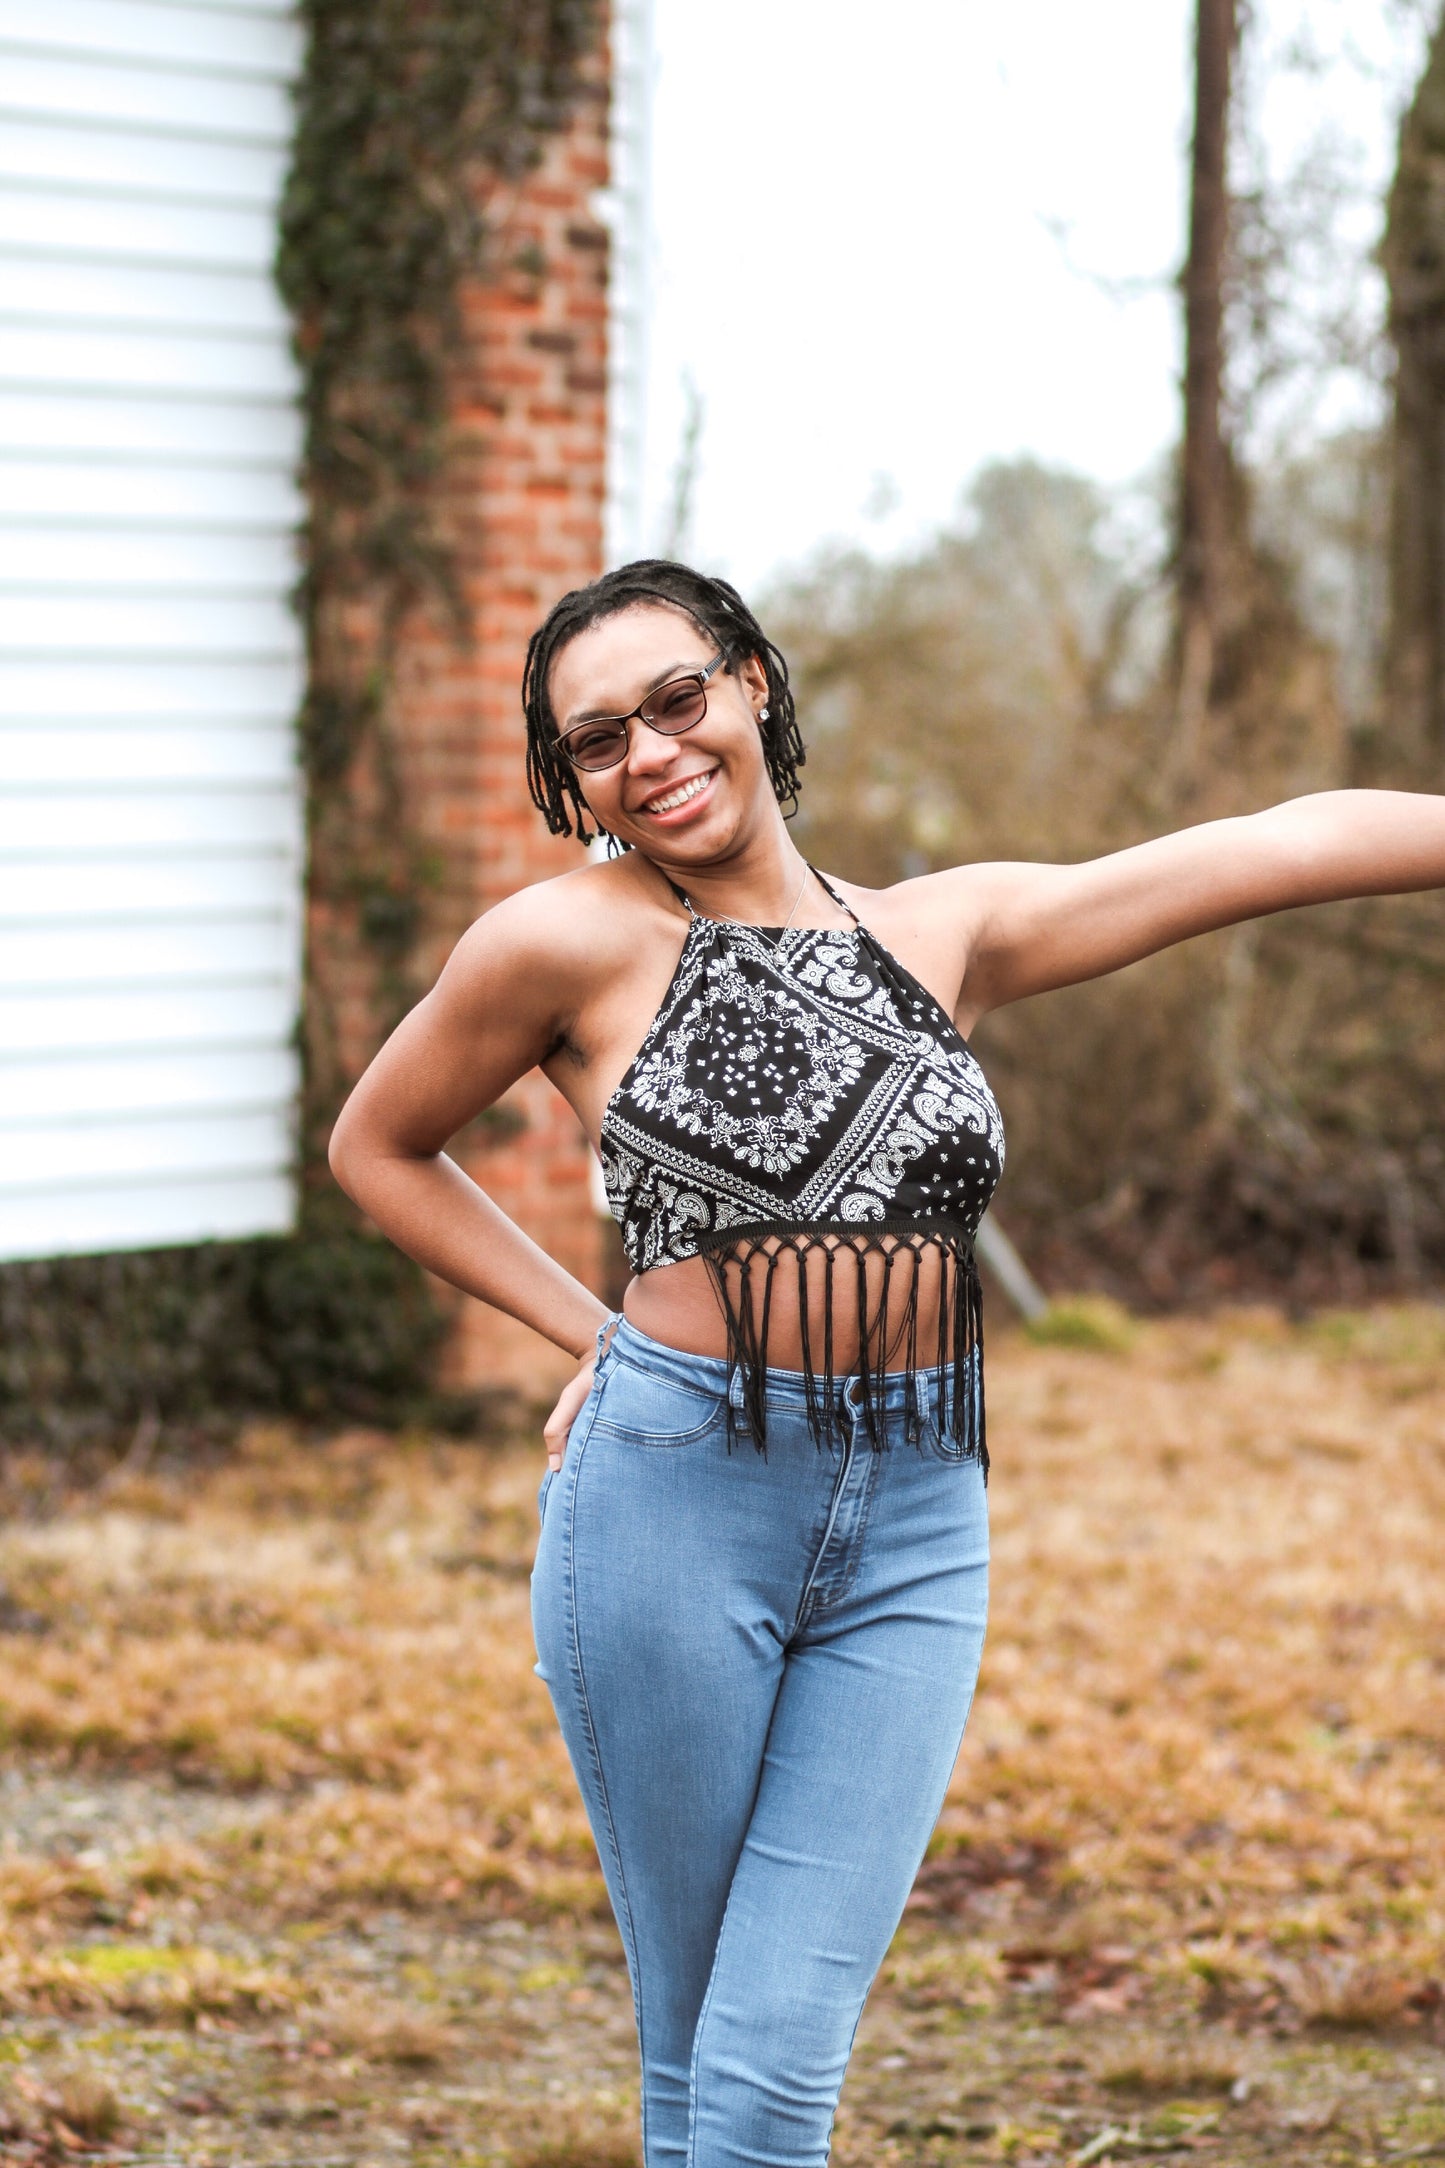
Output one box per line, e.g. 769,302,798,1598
599,871,1004,1465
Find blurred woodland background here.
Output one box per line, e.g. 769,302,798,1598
776,0,1445,1310
5,9,1445,2162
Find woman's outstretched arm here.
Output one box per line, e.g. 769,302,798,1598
327,880,611,1364
953,790,1445,1026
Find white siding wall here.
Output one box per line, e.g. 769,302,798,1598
0,0,306,1260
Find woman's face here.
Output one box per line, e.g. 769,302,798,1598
546,603,774,863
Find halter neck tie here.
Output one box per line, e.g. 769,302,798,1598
663,864,859,930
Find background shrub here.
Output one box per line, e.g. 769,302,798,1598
0,1212,472,1457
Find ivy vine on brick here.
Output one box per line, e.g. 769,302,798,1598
276,0,600,1164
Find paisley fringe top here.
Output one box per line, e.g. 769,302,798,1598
599,870,1005,1467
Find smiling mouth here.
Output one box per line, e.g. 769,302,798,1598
638,768,717,815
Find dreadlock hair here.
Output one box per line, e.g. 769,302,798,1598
522,559,805,844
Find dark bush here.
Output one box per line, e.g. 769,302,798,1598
0,1215,473,1456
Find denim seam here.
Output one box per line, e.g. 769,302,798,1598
560,1425,651,2157
590,1352,728,1447
539,1364,608,1534
807,1424,886,1619
591,1402,724,1447
792,1426,856,1636
684,1812,757,2168
831,1440,884,1610
822,1544,991,2157
925,1347,982,1462
566,1371,611,1464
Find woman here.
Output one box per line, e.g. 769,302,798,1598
329,559,1445,2168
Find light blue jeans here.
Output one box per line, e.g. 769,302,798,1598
531,1315,989,2168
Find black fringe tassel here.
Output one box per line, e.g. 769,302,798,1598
697,1221,986,1476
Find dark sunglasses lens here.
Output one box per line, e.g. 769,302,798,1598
648,679,707,733
563,722,629,770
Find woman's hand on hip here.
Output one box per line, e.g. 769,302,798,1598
543,1357,598,1473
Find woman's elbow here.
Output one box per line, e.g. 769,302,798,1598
326,1101,364,1199
326,1100,435,1208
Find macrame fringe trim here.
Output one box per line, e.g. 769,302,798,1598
696,1220,986,1477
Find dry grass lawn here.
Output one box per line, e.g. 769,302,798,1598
0,1303,1442,2164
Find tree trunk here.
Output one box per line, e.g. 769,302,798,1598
1383,12,1445,771
1174,0,1239,781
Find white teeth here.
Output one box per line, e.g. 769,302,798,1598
646,770,713,814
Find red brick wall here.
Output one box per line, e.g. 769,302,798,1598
362,41,613,1395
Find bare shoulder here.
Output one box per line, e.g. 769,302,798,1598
835,863,1006,937
435,856,659,1016
826,863,1001,1012
461,856,651,959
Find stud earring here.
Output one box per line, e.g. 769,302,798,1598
759,706,770,722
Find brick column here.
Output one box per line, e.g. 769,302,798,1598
389,47,612,1395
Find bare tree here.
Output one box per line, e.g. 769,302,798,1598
661,373,704,562
1384,7,1445,767
1174,0,1242,778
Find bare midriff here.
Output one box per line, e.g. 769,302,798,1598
621,1240,960,1375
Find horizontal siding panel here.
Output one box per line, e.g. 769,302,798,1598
0,1172,295,1259
1,981,298,1057
0,184,276,270
0,389,299,462
1,916,297,990
0,322,294,398
0,723,296,786
0,1106,292,1192
0,525,297,589
0,0,304,1264
0,115,283,203
0,52,292,141
0,852,295,919
1,1044,297,1123
0,258,287,336
0,593,301,654
0,1,302,79
0,458,297,524
0,655,299,719
0,786,299,853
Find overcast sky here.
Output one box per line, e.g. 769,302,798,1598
633,0,1428,595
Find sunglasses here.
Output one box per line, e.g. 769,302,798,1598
554,653,728,772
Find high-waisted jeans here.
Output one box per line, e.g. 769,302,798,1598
530,1315,990,2168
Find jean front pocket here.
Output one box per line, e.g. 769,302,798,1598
589,1358,726,1449
537,1468,555,1527
921,1353,984,1463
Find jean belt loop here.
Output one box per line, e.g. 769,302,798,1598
904,1367,926,1446
595,1311,622,1371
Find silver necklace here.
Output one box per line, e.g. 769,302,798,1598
672,857,814,929
778,859,812,931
